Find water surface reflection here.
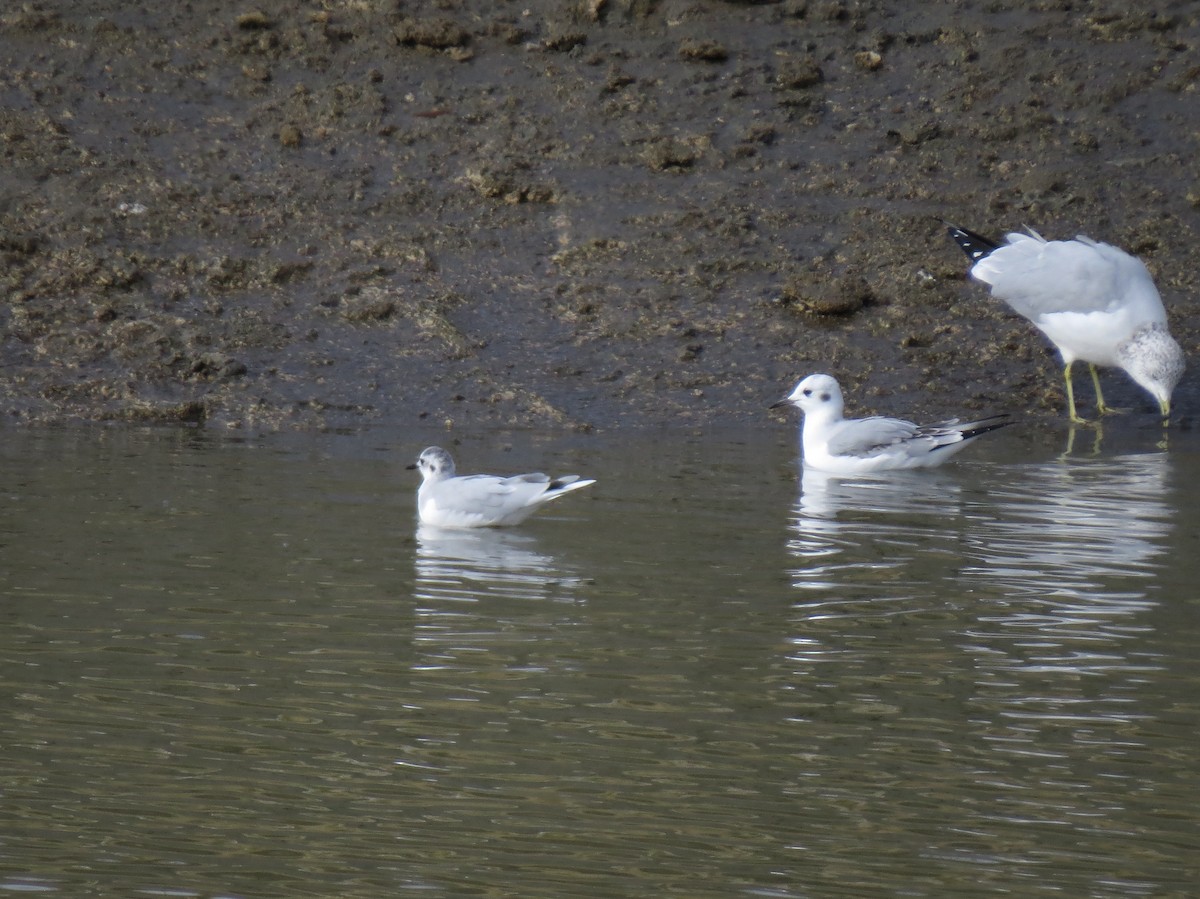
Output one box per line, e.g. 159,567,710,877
414,523,585,604
3,429,1198,898
780,450,1190,894
787,465,969,608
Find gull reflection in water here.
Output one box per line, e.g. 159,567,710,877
414,523,586,605
788,466,967,580
794,466,964,523
959,452,1172,667
951,450,1177,808
784,464,979,676
783,465,974,670
412,524,586,674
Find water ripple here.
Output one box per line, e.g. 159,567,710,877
4,430,1198,898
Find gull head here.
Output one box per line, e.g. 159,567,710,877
1118,323,1185,420
412,446,456,483
772,373,846,420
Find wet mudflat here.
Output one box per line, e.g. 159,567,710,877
1,1,1199,430
2,424,1199,897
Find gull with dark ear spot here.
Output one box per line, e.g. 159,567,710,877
946,223,1184,425
771,373,1012,475
409,446,595,528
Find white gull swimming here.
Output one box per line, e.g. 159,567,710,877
947,223,1184,423
772,373,1012,475
411,446,595,528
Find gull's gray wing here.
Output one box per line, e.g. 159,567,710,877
825,416,921,458
972,233,1163,321
435,473,550,512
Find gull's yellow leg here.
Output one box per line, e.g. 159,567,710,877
1063,361,1089,424
1090,364,1114,415
1094,360,1108,412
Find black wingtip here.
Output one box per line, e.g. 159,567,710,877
944,222,1000,264
960,413,1014,441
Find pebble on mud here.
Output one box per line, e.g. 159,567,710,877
394,18,470,50
117,401,208,425
543,31,587,53
742,123,776,145
279,123,302,147
643,139,698,172
340,294,398,323
854,50,883,71
899,333,934,349
780,273,873,317
776,57,824,89
678,38,728,62
189,354,248,381
888,119,941,145
235,11,271,30
463,165,555,203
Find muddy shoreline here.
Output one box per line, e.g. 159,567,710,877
2,1,1197,432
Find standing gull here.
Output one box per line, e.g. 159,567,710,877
947,224,1184,424
772,373,1011,475
410,446,595,528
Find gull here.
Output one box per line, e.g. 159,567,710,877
772,373,1012,475
947,223,1184,424
410,446,595,528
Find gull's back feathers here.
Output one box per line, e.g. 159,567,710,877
964,229,1165,322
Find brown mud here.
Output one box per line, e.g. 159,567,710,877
2,0,1198,432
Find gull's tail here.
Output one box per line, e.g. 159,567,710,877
920,413,1013,453
545,476,596,500
945,223,1000,264
957,413,1013,442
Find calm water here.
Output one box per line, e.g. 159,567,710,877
2,423,1199,898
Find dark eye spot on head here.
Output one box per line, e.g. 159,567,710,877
820,392,831,401
802,388,813,396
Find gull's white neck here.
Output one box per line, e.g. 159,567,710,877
801,402,844,456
